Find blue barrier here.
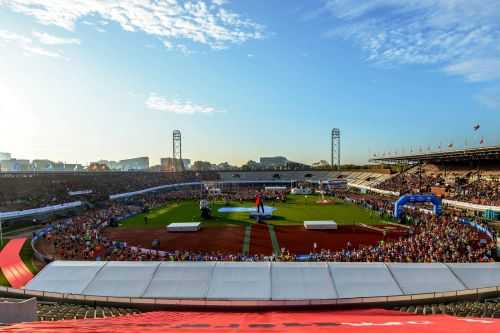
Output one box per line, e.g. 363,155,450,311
459,218,494,239
394,194,442,219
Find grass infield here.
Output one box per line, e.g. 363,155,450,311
120,195,387,229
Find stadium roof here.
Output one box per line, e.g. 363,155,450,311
26,261,500,300
370,145,500,164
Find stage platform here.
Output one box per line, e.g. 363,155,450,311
304,221,338,230
167,222,201,232
218,206,276,220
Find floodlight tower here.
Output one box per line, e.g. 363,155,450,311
173,130,184,171
331,128,341,170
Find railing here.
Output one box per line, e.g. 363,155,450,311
30,226,55,264
0,285,498,310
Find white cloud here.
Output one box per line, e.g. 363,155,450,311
33,31,80,45
146,93,221,114
175,44,192,55
212,0,228,6
476,87,500,109
444,59,500,82
0,29,62,58
320,0,500,82
0,0,264,50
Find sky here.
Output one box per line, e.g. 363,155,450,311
0,0,499,166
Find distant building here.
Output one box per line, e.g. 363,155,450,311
63,163,84,172
182,159,191,170
97,160,120,170
0,154,83,172
88,162,110,172
0,159,31,172
32,159,54,171
118,157,149,171
0,152,11,161
312,160,331,169
161,157,187,172
149,165,161,172
260,156,288,168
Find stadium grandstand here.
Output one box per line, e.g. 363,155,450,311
0,158,499,331
369,146,500,208
2,1,500,331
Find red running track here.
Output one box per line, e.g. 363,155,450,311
0,238,33,288
2,309,500,333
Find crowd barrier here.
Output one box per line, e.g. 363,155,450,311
31,224,56,263
0,285,498,310
460,218,495,239
443,199,500,213
0,201,83,221
68,190,93,196
347,183,399,196
109,182,202,200
109,180,302,201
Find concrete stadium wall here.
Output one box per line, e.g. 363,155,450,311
0,297,37,324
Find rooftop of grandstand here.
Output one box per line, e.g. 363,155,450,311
370,145,500,164
25,260,500,298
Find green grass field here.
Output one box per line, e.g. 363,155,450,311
120,195,386,229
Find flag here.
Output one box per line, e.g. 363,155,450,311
480,137,485,145
448,143,453,148
473,124,480,131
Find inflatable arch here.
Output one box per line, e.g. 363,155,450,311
394,194,442,218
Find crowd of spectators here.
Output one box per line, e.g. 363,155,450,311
376,172,445,194
0,171,218,212
452,178,500,206
278,211,496,263
376,170,499,206
36,204,141,260
36,189,496,264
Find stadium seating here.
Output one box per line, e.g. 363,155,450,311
36,302,140,321
396,298,500,318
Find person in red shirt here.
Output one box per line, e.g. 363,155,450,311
256,192,265,214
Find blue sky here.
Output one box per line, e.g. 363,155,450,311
0,0,499,166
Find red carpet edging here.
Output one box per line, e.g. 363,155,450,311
0,238,34,288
